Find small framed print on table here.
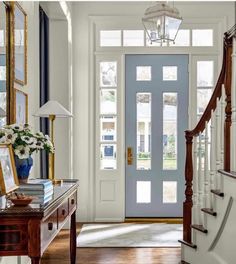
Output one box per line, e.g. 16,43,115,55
14,89,28,124
0,144,19,195
11,2,27,85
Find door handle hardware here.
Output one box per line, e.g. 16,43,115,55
127,147,133,165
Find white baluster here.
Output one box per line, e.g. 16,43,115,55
215,98,221,190
210,109,217,207
204,121,210,208
220,87,226,168
198,133,204,224
231,38,236,171
192,137,199,224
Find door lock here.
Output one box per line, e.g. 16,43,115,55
127,147,133,165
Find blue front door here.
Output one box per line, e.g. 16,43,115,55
125,55,189,217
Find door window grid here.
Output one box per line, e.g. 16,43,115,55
163,93,178,170
136,93,152,171
136,66,152,81
163,181,177,203
99,61,118,170
163,66,178,81
136,181,151,203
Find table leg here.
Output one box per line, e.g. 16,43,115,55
30,257,41,264
70,211,76,264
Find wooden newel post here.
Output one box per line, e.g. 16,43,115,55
183,131,193,243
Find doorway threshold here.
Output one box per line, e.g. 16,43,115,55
125,217,183,224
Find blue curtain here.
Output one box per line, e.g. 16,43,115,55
39,6,49,179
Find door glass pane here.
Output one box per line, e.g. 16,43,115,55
163,181,177,203
192,29,213,46
100,116,116,141
169,29,190,46
100,62,117,87
163,66,177,81
100,30,121,47
123,30,144,46
136,93,151,170
137,181,151,203
197,89,212,115
100,144,116,170
136,66,151,81
163,93,177,170
197,61,214,87
100,89,116,115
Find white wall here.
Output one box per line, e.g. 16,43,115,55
0,1,73,263
40,1,73,182
49,20,70,179
72,1,235,222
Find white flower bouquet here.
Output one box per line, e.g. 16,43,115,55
0,124,54,159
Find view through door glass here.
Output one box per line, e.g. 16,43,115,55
125,55,188,217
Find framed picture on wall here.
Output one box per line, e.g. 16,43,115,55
0,144,19,195
11,2,27,85
14,89,28,124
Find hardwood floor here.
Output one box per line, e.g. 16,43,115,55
41,224,181,264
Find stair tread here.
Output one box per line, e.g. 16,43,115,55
201,208,217,216
178,239,197,249
218,169,236,179
211,189,224,197
191,224,208,233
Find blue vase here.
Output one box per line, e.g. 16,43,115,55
14,156,33,183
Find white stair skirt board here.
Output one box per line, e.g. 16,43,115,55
77,223,182,247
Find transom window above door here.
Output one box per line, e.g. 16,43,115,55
99,28,214,47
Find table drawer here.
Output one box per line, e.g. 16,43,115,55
58,200,69,228
69,192,77,212
41,210,58,250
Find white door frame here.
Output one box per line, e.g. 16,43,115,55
87,15,226,222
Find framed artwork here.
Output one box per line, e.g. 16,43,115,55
11,2,27,85
14,89,28,124
0,2,10,125
0,144,19,195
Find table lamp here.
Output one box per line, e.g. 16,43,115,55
34,100,72,183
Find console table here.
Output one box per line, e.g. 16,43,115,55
0,180,79,264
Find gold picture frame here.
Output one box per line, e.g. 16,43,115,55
0,144,19,195
13,88,28,124
0,2,11,125
11,2,27,85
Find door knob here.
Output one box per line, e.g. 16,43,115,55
127,147,133,165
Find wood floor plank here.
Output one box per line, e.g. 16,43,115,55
41,224,181,264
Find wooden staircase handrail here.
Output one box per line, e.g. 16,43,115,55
186,34,231,138
183,28,235,244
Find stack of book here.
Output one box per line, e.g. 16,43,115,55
16,179,53,204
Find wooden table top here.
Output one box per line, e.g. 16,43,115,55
0,179,79,218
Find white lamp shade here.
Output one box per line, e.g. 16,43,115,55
34,100,72,118
0,107,6,117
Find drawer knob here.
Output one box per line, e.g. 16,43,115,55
71,199,75,205
62,209,66,216
48,222,53,231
